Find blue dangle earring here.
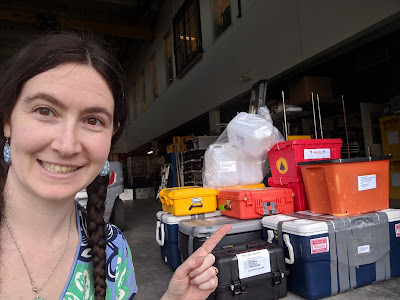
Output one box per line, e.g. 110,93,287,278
3,138,10,164
100,160,110,176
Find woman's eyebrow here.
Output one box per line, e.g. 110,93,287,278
23,92,113,122
23,92,66,109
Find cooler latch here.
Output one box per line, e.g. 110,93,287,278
224,200,232,210
230,281,247,295
261,202,278,216
189,197,203,210
273,270,285,285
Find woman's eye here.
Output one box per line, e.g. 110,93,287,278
36,107,53,117
87,117,103,126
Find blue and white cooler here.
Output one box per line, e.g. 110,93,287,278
261,209,400,300
156,210,222,270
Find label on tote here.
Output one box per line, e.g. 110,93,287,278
219,161,236,172
304,148,331,159
310,237,329,254
237,249,271,279
396,224,400,238
358,174,377,191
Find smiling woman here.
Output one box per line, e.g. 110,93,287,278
0,33,130,300
0,32,231,300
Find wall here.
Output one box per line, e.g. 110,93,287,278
120,0,400,152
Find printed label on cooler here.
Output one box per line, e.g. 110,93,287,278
219,161,237,172
357,245,371,254
358,174,377,191
310,237,329,254
276,157,288,174
396,223,400,238
236,249,271,279
304,148,331,160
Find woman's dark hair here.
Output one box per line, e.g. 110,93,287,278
0,32,127,300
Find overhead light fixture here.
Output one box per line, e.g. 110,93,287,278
147,150,153,155
239,72,254,81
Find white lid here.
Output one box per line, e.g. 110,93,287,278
157,210,222,225
376,208,400,221
262,209,400,236
262,214,329,236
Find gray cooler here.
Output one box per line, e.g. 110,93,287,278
178,216,263,259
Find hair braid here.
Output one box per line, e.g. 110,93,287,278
86,174,109,300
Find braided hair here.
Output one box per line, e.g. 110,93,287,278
0,32,127,300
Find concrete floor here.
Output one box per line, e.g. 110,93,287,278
122,197,400,300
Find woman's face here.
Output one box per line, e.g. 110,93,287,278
3,63,116,202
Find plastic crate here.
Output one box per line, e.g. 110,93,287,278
268,139,342,178
298,156,391,216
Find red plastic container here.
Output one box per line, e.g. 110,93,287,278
217,187,294,219
268,139,342,178
268,176,308,212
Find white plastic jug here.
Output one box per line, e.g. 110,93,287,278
227,112,276,158
237,149,264,185
203,144,240,187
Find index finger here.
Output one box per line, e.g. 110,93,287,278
200,224,232,254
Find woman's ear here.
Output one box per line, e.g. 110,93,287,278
3,120,11,138
113,122,120,136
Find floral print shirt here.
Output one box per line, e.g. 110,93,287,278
61,202,137,300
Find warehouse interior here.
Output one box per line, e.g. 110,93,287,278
1,0,400,299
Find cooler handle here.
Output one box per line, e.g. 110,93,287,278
283,234,294,264
267,230,274,243
160,195,171,206
155,220,165,246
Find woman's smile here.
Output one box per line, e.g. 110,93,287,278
39,160,81,174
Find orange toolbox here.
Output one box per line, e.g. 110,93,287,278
217,187,294,219
298,156,391,216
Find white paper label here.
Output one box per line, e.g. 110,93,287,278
388,131,399,145
304,148,331,159
236,249,271,279
310,237,329,254
396,224,400,238
391,173,400,187
219,161,237,172
358,174,377,191
357,245,371,254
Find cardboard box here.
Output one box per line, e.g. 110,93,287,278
288,76,333,105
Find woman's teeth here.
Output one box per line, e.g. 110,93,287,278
40,161,78,173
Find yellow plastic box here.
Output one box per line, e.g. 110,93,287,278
380,115,400,156
167,144,174,153
159,186,218,216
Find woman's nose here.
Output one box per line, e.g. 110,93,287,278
51,125,82,156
